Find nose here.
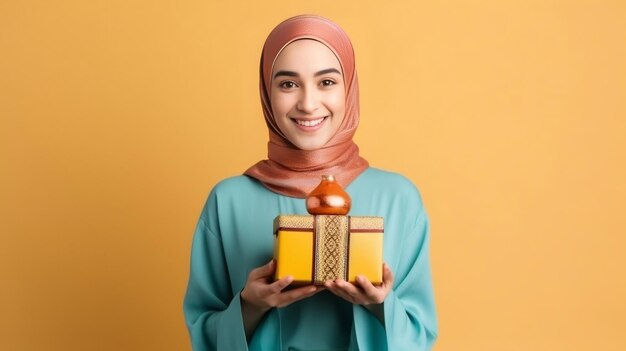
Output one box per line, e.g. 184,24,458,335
296,86,320,113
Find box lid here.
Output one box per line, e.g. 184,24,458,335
274,215,383,234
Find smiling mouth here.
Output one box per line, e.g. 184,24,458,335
291,116,328,127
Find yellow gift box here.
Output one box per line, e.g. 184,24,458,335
273,214,384,285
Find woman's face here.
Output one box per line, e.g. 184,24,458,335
270,39,346,151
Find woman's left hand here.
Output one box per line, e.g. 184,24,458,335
324,262,394,306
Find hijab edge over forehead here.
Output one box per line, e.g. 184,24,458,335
263,34,354,97
266,36,350,100
261,15,356,94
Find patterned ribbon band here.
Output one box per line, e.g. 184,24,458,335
313,215,349,284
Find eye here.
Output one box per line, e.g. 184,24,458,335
320,79,336,87
279,81,298,89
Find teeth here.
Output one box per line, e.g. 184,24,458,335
296,117,325,127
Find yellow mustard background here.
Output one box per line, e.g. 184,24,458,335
1,1,625,350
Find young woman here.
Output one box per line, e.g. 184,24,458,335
183,15,437,350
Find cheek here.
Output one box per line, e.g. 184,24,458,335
271,93,294,118
327,93,346,118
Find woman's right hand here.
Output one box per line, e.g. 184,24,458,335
240,260,322,339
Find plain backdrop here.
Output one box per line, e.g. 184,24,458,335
1,1,625,350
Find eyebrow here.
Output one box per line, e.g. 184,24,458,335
273,68,341,79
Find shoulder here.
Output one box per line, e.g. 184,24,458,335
211,175,261,196
349,167,426,217
362,167,419,188
356,167,422,199
201,175,267,216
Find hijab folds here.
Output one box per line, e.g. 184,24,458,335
244,15,369,198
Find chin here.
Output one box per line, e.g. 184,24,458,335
293,139,328,151
295,143,323,151
286,129,334,151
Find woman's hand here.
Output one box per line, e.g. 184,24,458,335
240,260,323,339
324,263,394,324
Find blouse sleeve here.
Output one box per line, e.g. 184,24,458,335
352,192,438,351
183,204,250,350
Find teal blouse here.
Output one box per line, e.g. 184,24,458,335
183,168,438,350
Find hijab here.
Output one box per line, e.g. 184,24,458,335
244,15,369,198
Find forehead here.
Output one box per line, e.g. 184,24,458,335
272,39,343,75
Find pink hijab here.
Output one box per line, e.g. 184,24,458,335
244,15,369,198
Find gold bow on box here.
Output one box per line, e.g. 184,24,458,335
273,175,384,285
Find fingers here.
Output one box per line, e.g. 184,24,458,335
243,260,328,310
275,285,323,307
335,279,362,297
382,262,394,288
246,260,398,308
334,278,382,305
267,275,294,294
248,260,275,280
355,275,380,299
257,284,322,309
324,283,352,303
325,263,396,305
325,279,362,304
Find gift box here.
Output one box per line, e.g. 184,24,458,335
273,214,384,285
